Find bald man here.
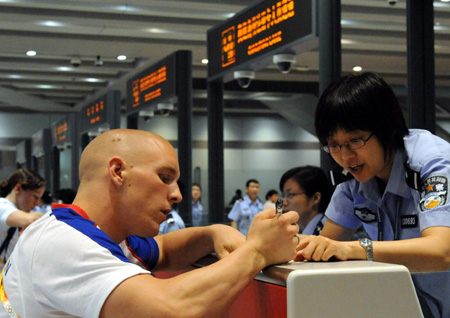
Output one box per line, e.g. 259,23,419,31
1,129,299,318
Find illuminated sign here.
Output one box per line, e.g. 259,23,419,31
207,0,316,81
126,53,176,114
80,96,107,132
32,130,45,157
51,117,70,146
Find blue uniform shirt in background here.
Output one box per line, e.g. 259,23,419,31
228,195,263,236
192,200,204,226
325,129,450,318
159,210,186,234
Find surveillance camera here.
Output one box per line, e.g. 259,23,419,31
94,55,103,67
155,103,174,117
387,0,397,5
233,70,255,89
139,110,154,121
273,53,296,74
71,57,82,67
87,131,100,137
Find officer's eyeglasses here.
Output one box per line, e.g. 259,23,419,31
282,192,305,200
322,133,374,154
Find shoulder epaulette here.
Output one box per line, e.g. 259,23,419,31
405,163,421,191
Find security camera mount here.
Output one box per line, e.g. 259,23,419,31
233,70,255,89
273,53,296,74
156,103,174,117
70,56,82,67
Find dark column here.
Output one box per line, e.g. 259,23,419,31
176,51,193,225
318,0,341,175
207,80,225,224
407,0,435,133
126,113,138,129
51,147,60,194
70,113,80,190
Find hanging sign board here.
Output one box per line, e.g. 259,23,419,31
126,53,177,114
207,0,317,82
51,116,70,147
80,95,108,133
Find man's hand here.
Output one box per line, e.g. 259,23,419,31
209,224,246,259
246,209,299,267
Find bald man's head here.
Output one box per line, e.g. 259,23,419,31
79,129,174,183
74,129,182,241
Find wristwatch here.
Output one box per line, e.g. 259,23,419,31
359,238,373,261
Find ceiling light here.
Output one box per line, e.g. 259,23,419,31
84,78,103,83
441,0,449,3
6,75,24,79
353,66,363,72
26,50,36,56
201,59,208,64
147,28,168,34
56,66,72,71
117,55,127,61
39,21,65,27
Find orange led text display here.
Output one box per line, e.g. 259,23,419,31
132,66,167,108
221,0,295,68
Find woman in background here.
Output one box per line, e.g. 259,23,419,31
280,165,332,235
0,168,45,264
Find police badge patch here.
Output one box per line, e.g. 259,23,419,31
420,176,448,211
354,207,377,222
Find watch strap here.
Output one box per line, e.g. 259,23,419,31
359,238,373,261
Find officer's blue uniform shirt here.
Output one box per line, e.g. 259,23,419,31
159,210,186,234
228,195,263,236
301,213,327,236
192,200,204,226
325,129,450,318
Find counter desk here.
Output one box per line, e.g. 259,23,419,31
156,255,424,318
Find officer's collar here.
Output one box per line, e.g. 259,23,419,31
359,149,410,200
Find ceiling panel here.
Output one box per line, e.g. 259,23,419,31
0,0,448,124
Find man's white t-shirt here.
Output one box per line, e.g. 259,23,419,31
0,204,159,318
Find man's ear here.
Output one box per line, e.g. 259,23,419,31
109,157,126,186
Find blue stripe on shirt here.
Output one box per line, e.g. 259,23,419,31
51,207,132,264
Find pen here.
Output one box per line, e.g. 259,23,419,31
276,197,283,216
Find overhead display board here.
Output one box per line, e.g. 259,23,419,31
80,91,120,134
80,96,107,132
51,116,70,148
32,129,46,158
126,53,176,114
207,0,317,82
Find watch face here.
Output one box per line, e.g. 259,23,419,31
361,238,370,246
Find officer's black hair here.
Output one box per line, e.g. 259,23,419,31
279,166,332,213
315,72,409,160
246,179,259,188
265,189,278,200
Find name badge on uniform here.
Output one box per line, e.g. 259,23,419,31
354,207,376,222
420,176,448,211
401,215,418,228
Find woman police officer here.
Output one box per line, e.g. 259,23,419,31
296,72,450,318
